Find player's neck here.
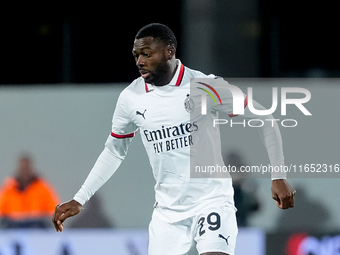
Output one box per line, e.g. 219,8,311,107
154,58,177,86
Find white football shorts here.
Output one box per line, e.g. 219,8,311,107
148,204,238,255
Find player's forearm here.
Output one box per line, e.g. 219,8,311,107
73,147,122,205
244,100,286,180
258,118,286,179
73,133,134,205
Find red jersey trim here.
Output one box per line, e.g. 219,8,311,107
175,63,185,86
111,131,137,139
145,83,150,93
228,96,249,118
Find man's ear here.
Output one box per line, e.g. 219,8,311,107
167,45,176,59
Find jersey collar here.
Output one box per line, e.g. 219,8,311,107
144,59,185,93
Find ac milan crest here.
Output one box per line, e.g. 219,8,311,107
184,94,194,113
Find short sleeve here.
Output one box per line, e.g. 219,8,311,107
194,76,247,116
111,91,138,138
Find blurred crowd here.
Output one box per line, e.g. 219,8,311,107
0,153,112,229
0,155,60,228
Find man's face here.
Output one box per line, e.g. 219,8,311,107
132,37,170,85
17,157,35,185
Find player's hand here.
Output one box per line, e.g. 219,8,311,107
271,179,296,209
52,199,82,232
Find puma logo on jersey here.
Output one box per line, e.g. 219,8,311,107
218,234,230,245
136,109,147,119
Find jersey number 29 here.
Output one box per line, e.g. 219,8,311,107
197,212,221,236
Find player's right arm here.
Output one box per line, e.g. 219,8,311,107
52,90,137,232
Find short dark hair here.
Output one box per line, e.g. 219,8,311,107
135,23,177,49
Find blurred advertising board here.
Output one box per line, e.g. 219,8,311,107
0,228,264,255
267,232,340,255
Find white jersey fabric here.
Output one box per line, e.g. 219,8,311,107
74,59,286,223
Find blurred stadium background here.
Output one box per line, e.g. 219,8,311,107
0,1,339,254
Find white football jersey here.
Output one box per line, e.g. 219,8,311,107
74,59,285,223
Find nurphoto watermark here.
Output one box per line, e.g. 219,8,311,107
189,78,339,179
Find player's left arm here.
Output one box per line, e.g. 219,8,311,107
210,78,295,209
242,98,296,209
